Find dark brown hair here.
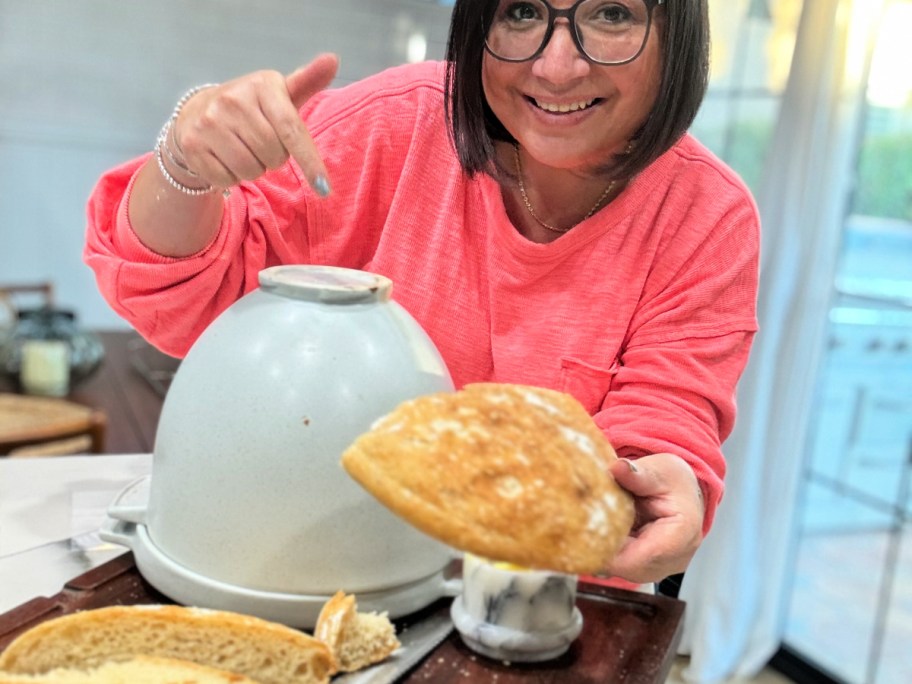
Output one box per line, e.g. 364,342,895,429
443,0,710,181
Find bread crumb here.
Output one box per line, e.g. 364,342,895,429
314,592,399,674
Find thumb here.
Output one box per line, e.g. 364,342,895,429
285,53,339,109
608,457,653,497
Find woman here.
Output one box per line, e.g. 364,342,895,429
85,0,759,588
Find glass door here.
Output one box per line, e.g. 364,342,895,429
783,2,912,682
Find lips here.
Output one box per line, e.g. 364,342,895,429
531,97,601,113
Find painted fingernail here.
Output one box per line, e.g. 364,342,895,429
312,174,331,197
623,459,639,473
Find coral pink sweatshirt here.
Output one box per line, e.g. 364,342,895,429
85,61,759,537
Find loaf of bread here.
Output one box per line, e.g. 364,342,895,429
0,655,258,683
0,605,334,684
314,591,400,672
341,383,635,575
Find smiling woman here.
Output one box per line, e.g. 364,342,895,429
83,0,759,592
477,0,666,232
447,0,707,189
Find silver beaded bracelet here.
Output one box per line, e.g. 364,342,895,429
163,119,198,178
153,83,220,196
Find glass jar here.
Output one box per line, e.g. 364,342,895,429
0,308,105,392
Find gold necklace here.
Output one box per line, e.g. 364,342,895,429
513,143,616,234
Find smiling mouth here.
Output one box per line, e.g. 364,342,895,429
530,97,602,113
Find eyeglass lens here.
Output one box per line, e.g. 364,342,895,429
486,0,652,65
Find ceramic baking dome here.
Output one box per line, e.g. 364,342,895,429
103,265,458,628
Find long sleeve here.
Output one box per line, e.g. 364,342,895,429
596,179,760,534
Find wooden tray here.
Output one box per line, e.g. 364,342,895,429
0,554,685,683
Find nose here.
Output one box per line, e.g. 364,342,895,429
531,20,590,83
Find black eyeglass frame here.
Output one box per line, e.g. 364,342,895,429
484,0,665,66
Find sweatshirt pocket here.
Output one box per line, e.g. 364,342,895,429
559,357,620,415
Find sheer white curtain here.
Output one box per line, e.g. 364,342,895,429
676,1,880,681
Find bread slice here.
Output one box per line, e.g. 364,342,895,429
314,591,400,672
341,382,635,575
0,605,334,684
0,654,259,683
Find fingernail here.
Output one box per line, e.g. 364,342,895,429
622,458,639,473
312,174,330,197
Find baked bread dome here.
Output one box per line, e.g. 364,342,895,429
341,383,635,575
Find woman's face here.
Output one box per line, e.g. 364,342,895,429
482,0,665,172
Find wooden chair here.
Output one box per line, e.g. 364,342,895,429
0,282,54,328
0,393,106,457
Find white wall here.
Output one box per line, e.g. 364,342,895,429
0,0,452,329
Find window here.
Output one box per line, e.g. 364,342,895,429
782,2,912,682
693,1,911,682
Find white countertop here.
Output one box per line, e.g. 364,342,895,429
0,454,154,612
0,453,153,556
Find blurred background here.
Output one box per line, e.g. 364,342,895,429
1,1,910,683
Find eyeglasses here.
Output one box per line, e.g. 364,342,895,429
485,0,664,66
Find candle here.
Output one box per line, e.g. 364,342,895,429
20,340,70,396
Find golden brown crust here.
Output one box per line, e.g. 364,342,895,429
341,383,634,575
0,605,334,684
313,591,354,656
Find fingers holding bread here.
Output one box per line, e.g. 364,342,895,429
341,382,635,575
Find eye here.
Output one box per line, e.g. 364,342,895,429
589,2,634,25
502,1,544,23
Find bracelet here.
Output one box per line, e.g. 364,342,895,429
166,83,218,169
163,120,198,177
154,131,213,196
153,83,220,196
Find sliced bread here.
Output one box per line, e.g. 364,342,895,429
314,591,400,672
0,654,259,683
0,605,334,684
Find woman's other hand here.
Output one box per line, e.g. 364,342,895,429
174,53,339,195
605,453,706,585
128,54,339,257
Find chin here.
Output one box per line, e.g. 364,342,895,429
521,141,615,172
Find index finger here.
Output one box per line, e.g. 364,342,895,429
262,99,330,197
259,56,339,196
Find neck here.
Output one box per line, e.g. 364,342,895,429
507,143,619,238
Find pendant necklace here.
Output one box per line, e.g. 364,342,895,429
513,142,616,234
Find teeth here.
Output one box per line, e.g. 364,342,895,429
534,98,595,113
